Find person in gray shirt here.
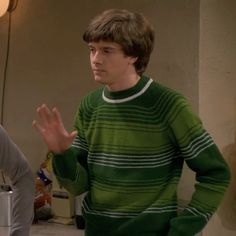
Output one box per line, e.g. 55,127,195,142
0,125,34,236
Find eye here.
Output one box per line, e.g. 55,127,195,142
103,48,113,54
89,47,96,54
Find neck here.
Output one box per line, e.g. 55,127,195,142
107,74,140,92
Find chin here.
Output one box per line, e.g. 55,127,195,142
94,76,106,84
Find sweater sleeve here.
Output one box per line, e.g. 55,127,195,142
52,146,89,195
52,104,89,196
166,96,231,236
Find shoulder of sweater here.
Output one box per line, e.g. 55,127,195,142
78,87,104,110
80,87,103,102
150,79,187,103
89,87,103,96
151,79,178,93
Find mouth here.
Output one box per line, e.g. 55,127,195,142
92,68,105,73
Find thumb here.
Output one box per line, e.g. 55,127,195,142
69,130,78,140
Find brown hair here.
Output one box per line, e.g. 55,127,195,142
83,9,155,75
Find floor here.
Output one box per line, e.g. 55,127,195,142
0,221,203,236
0,221,84,236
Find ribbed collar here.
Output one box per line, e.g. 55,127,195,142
102,75,153,104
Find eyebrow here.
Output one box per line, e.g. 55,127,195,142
88,44,119,51
102,47,116,51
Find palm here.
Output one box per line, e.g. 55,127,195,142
33,104,77,154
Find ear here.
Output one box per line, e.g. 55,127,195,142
128,56,138,65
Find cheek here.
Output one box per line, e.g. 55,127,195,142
90,54,93,63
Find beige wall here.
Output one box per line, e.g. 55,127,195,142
199,0,236,235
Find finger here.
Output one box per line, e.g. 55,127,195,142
33,120,54,150
37,104,53,124
32,120,45,135
52,107,64,126
70,130,78,139
68,130,78,144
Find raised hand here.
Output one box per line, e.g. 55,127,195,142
32,104,77,154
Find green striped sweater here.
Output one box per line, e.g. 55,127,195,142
53,75,230,236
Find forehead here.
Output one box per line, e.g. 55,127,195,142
88,41,122,50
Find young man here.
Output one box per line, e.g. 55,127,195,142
33,9,230,236
0,125,34,236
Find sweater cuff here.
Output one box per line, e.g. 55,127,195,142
52,147,78,180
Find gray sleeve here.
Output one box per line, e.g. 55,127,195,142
0,125,35,236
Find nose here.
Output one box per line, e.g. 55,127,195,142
91,51,102,65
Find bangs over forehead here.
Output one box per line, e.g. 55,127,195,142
83,9,143,45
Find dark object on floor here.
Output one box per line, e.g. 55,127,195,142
34,203,53,221
75,215,85,229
